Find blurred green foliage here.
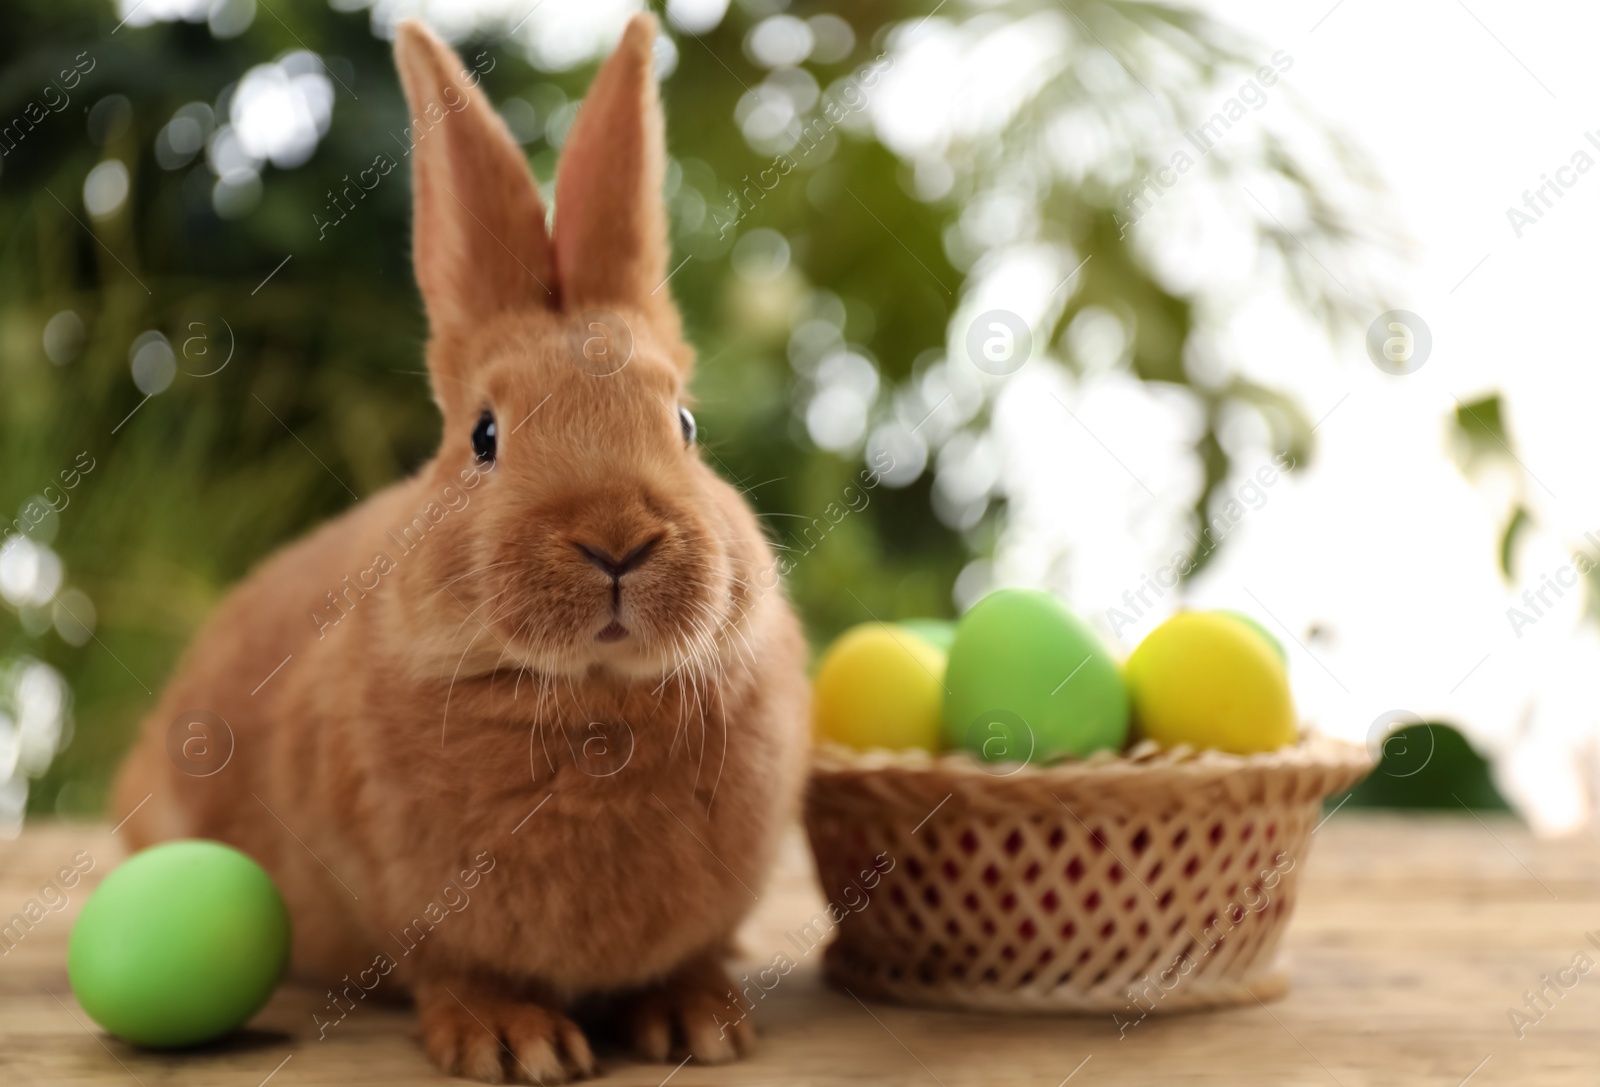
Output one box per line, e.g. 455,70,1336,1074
0,0,968,815
0,0,1384,817
1340,722,1508,811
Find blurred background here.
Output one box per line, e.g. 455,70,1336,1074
2,0,1588,833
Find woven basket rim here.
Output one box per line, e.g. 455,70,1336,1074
815,731,1369,778
807,732,1374,814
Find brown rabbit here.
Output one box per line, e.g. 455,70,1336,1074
111,14,809,1082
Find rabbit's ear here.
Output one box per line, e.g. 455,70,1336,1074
395,20,557,338
554,14,679,336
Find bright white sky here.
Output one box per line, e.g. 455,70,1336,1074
1167,0,1600,830
876,0,1600,832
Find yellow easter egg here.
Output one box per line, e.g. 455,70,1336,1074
1125,611,1297,754
813,623,946,752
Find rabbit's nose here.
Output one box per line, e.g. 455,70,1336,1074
574,536,661,579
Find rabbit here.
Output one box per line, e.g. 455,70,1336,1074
111,13,810,1083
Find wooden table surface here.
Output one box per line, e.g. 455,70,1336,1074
3,812,1598,1086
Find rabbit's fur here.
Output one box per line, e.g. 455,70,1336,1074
113,15,809,1081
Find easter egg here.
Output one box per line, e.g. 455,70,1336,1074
1217,609,1286,662
813,623,947,752
943,589,1129,762
68,840,290,1048
1125,611,1297,754
897,618,956,652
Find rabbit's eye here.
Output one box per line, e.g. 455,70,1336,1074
472,409,497,464
678,406,696,447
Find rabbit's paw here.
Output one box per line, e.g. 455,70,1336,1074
416,981,597,1084
625,956,757,1066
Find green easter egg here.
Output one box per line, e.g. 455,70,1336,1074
897,618,956,652
1217,609,1287,662
943,589,1129,762
68,840,291,1048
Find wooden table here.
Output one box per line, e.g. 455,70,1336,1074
3,813,1597,1086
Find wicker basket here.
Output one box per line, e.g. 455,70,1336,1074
802,734,1372,1014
